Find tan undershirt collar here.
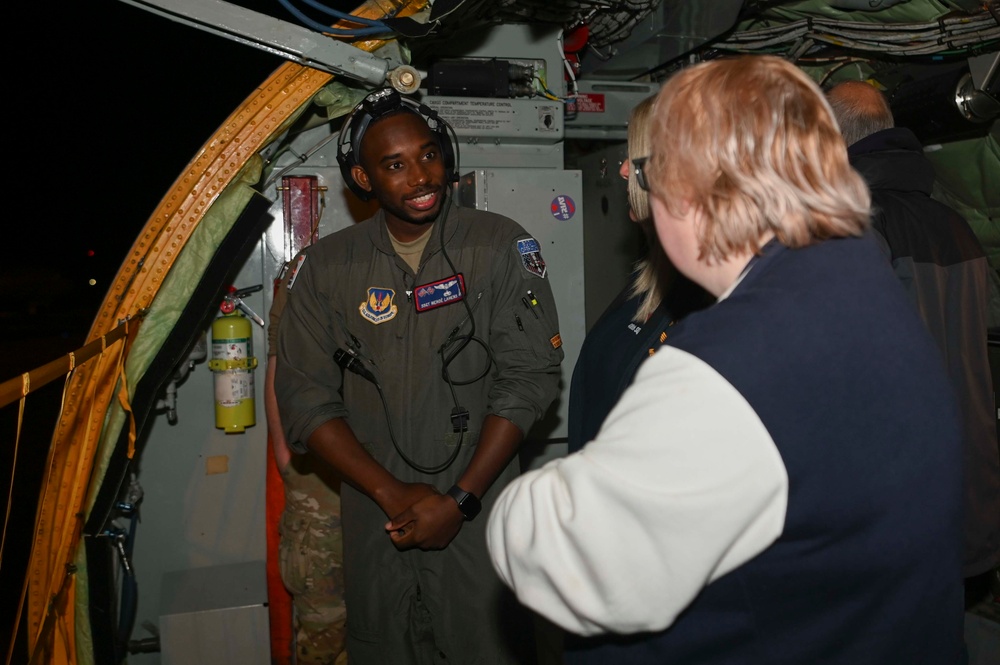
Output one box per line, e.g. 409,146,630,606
388,224,434,273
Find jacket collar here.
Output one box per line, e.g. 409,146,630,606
847,127,935,195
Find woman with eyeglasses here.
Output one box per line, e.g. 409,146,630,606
488,55,964,665
566,96,709,459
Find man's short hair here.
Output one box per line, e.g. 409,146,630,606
825,80,895,147
646,55,871,262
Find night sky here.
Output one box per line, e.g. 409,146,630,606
0,0,295,352
13,1,287,295
3,1,293,367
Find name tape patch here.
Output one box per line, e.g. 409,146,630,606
414,274,466,312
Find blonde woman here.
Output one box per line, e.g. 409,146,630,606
566,95,709,456
489,55,964,665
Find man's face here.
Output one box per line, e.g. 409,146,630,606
352,111,447,230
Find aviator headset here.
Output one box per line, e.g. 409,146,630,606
336,87,460,201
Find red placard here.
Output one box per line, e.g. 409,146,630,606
574,93,606,113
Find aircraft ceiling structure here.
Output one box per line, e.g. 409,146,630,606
370,0,998,266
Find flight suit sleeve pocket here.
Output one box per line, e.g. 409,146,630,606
493,299,562,363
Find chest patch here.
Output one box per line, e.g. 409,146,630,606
517,237,547,278
360,287,398,324
414,273,466,312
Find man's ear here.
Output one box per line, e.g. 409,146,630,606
351,165,373,195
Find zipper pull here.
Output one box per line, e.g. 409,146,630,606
515,314,524,331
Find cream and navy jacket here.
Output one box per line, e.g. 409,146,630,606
488,236,964,665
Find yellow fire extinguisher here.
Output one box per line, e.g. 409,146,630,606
208,285,264,433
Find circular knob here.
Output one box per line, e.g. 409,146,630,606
388,65,423,95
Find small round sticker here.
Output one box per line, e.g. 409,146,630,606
550,195,576,220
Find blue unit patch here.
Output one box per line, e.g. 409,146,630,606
414,274,466,312
360,287,398,324
517,237,547,278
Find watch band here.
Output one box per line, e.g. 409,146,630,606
446,484,482,521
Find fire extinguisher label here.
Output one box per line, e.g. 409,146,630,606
212,337,253,407
213,337,250,361
215,370,255,406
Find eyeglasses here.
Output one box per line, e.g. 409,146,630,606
632,156,650,192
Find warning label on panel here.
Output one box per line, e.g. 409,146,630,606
431,100,517,132
574,93,606,113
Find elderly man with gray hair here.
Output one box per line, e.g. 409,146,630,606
827,79,1000,611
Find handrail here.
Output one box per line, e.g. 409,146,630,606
0,316,141,410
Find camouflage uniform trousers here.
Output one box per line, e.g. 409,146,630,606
279,466,348,665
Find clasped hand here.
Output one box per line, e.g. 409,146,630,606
384,482,464,551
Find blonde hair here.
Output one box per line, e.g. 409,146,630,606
624,94,675,322
647,55,871,263
626,95,655,222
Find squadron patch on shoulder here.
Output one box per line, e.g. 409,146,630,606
517,237,547,278
360,287,398,324
286,254,307,291
414,274,466,312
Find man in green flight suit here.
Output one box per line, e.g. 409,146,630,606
274,88,564,664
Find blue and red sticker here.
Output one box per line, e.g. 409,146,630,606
550,195,576,221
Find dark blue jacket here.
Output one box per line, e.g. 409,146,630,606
568,236,964,665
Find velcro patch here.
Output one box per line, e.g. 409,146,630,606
360,287,398,324
517,237,547,278
414,274,466,312
550,333,562,349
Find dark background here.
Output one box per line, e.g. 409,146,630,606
3,0,290,369
1,0,294,656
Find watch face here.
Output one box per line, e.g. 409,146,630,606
448,485,482,520
461,493,482,520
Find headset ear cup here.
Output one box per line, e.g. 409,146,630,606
440,134,458,184
337,150,374,201
338,110,376,201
